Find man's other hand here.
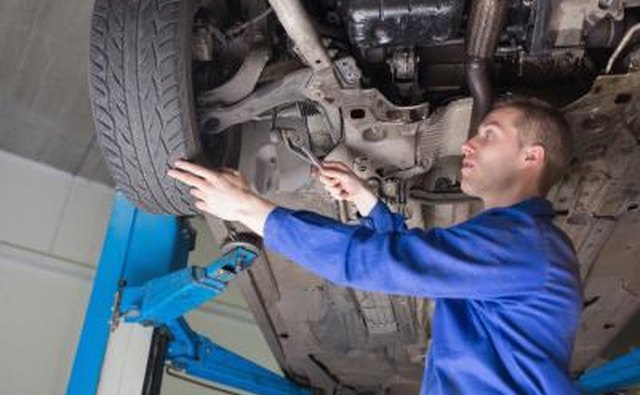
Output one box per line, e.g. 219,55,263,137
315,161,379,216
167,160,275,235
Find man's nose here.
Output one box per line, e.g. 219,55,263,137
461,139,475,156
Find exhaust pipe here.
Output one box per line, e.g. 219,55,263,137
465,0,509,136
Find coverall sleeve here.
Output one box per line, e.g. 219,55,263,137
263,206,548,299
359,200,408,233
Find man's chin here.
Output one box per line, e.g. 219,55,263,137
461,180,480,198
460,179,472,195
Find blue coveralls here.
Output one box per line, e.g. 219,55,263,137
263,197,583,395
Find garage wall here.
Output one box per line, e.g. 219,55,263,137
0,149,280,395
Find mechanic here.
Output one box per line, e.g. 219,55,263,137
168,97,583,395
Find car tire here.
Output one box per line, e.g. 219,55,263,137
89,0,239,215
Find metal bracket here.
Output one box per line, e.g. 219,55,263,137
199,68,314,134
118,244,259,326
198,44,271,106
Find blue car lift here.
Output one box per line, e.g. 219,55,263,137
66,192,310,395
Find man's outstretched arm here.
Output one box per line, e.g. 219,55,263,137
167,159,383,234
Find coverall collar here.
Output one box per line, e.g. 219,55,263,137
502,197,555,217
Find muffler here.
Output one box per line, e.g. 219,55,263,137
465,0,509,136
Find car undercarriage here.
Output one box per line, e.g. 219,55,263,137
88,0,640,393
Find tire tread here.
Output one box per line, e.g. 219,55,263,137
89,0,200,214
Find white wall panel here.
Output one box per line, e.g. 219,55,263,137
0,150,72,252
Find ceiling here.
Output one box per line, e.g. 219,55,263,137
0,0,113,186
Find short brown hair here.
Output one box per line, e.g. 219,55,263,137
492,97,574,195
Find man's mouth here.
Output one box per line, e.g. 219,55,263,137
462,160,474,169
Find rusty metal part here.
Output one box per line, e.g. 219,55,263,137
465,0,509,135
267,0,333,71
199,57,432,174
465,0,509,60
334,57,362,86
197,45,270,106
409,189,478,205
198,68,313,132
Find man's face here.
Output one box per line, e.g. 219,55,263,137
460,107,527,198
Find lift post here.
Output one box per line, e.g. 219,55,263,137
66,192,309,395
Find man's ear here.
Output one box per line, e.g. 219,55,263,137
523,144,545,168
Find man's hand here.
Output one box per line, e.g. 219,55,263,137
316,161,379,216
167,160,275,236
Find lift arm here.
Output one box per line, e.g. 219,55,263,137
165,318,309,395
